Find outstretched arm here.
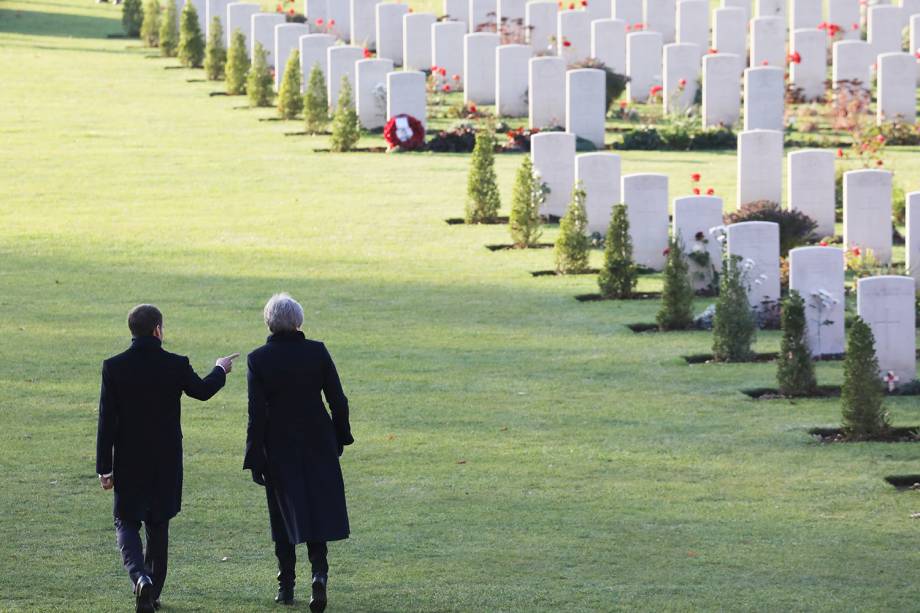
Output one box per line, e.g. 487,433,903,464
243,355,268,475
322,344,354,449
182,357,226,401
95,362,117,477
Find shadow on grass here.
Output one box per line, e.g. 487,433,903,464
0,8,120,39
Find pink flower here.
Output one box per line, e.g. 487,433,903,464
761,60,769,66
707,47,717,54
439,67,447,76
678,78,687,88
788,51,801,64
819,241,828,247
316,17,323,25
452,74,461,81
649,84,663,96
853,247,861,256
876,134,886,143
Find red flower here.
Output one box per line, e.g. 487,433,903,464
439,67,447,76
329,19,335,26
443,84,451,92
691,173,701,182
692,187,701,195
276,3,282,12
363,48,372,58
819,241,828,247
706,188,715,195
569,2,575,8
649,84,663,96
707,47,717,54
853,247,861,256
663,247,670,256
678,78,687,88
836,148,844,157
619,100,628,109
431,65,438,73
452,74,460,81
876,134,886,143
581,0,588,5
634,23,645,30
316,17,324,25
288,8,295,16
788,51,801,64
915,51,920,59
469,103,477,113
563,39,572,47
818,21,827,30
761,60,769,66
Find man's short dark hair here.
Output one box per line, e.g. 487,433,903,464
128,304,163,337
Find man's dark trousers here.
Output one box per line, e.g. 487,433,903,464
116,518,169,599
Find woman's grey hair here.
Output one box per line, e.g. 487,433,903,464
263,293,304,333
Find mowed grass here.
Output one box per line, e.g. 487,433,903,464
2,2,920,611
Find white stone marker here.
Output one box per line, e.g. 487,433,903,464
828,0,861,40
869,6,904,57
727,221,782,307
567,68,607,148
627,31,664,102
743,66,785,130
790,0,821,30
713,8,748,59
645,0,677,42
387,70,427,127
351,0,380,49
470,0,497,32
877,52,917,124
403,13,436,71
304,0,327,33
592,19,627,74
531,132,577,217
251,13,285,65
912,15,920,84
904,0,920,22
498,0,528,35
677,0,710,51
526,1,558,53
789,246,847,356
788,149,836,237
328,0,351,40
465,33,500,103
703,53,742,127
722,0,751,24
673,196,725,290
226,3,259,50
529,56,567,128
737,129,783,207
844,169,893,264
751,16,785,67
376,3,408,65
275,23,311,89
757,0,784,19
614,0,644,28
496,44,531,117
576,153,622,235
207,0,233,40
907,192,920,286
588,0,613,21
433,21,467,86
444,0,470,29
557,10,591,63
790,28,826,100
355,58,393,129
664,43,701,114
832,39,872,86
299,33,336,90
857,276,918,384
622,174,670,270
327,45,365,108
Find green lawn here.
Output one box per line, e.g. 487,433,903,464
1,2,920,611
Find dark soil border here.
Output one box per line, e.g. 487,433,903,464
163,66,185,70
312,146,390,153
744,382,920,399
576,292,662,302
185,78,206,83
209,91,230,97
809,427,920,443
884,475,920,490
284,130,332,136
532,268,600,277
682,352,779,364
106,33,131,39
445,216,510,225
485,243,554,251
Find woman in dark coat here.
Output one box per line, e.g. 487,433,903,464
244,293,354,611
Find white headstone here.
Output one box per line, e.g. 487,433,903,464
275,23,311,89
844,169,893,264
588,0,613,21
757,0,785,19
737,129,783,206
576,153,623,235
828,0,861,40
445,0,471,29
614,0,644,28
912,15,920,83
702,52,742,127
713,8,747,58
788,149,836,237
790,28,826,100
743,66,785,130
664,42,702,114
403,13,436,71
750,16,785,67
868,5,904,56
622,174,671,270
857,275,918,383
832,39,872,86
470,0,498,32
351,0,380,49
567,68,607,148
327,45,365,108
496,44,532,117
790,0,821,30
433,21,466,86
529,56,567,128
645,0,677,42
727,221,782,307
464,33,500,103
226,3,259,50
497,0,527,37
558,10,591,63
299,33,336,90
877,52,917,124
526,1,558,53
328,0,351,40
251,13,285,65
674,196,725,290
592,19,628,74
907,192,920,286
677,0,710,51
531,132,577,217
627,31,664,102
789,246,847,356
304,0,327,33
355,58,393,130
206,0,233,40
387,70,427,127
722,0,751,24
376,3,408,65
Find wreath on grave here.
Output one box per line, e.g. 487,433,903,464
383,114,426,151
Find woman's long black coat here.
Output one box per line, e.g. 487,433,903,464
244,331,354,544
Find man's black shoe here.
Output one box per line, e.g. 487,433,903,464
275,585,294,605
135,576,155,613
309,575,327,613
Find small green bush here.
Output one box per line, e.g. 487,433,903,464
204,16,226,80
246,42,274,107
177,1,205,68
711,254,757,362
724,201,818,257
465,127,501,223
140,0,160,47
508,156,545,248
225,29,249,95
841,317,888,440
277,49,303,119
598,204,638,298
555,184,591,274
776,290,817,396
656,236,694,330
122,0,144,37
615,124,736,151
158,0,178,57
329,76,361,152
304,63,329,134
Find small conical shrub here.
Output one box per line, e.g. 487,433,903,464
277,49,303,119
598,204,638,298
247,42,274,107
509,156,545,248
140,0,161,47
776,290,817,396
711,254,756,362
554,183,590,274
465,127,501,223
177,1,205,68
122,0,144,37
656,236,694,330
158,0,178,57
841,317,888,440
225,29,250,95
330,76,361,152
304,63,329,134
204,16,226,80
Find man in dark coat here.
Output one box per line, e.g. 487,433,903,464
244,293,353,612
96,304,238,613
